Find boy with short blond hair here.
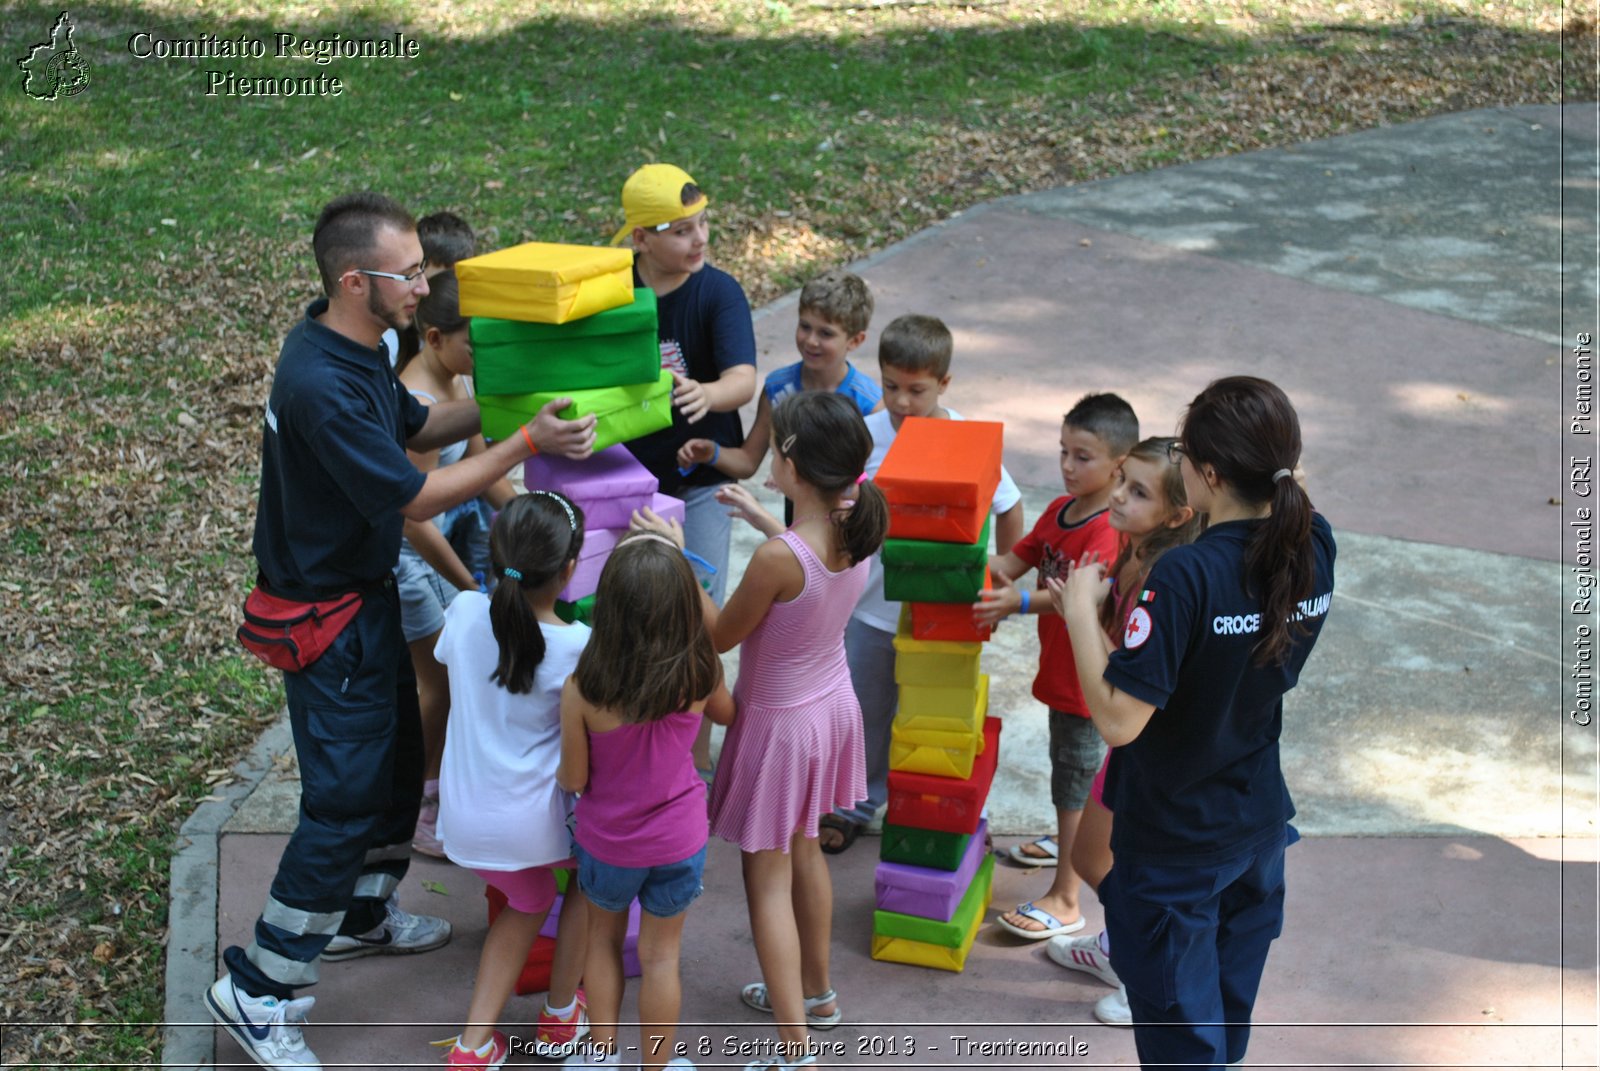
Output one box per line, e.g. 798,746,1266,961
815,313,1024,853
977,392,1138,941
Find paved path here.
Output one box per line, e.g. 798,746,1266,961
165,104,1597,1070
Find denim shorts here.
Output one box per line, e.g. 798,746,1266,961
395,549,456,643
1048,709,1107,811
574,842,707,918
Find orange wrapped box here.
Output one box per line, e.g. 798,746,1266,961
875,416,1003,543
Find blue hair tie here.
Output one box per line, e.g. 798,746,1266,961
502,566,523,581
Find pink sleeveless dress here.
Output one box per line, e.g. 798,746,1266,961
708,531,870,853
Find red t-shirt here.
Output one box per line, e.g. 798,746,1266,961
1011,495,1121,715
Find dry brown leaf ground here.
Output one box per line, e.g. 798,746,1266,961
0,2,1590,1064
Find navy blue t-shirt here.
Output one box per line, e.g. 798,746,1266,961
252,299,429,594
1102,513,1336,865
625,262,756,496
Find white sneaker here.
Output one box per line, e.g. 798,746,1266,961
205,975,321,1070
1093,984,1132,1027
1046,931,1121,989
321,893,451,961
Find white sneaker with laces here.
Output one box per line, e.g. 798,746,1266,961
1046,931,1122,989
321,892,451,961
205,975,321,1070
1093,984,1133,1027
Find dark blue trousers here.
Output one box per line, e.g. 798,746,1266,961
223,582,423,998
1101,833,1288,1070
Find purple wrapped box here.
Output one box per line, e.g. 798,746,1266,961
556,493,686,603
540,894,641,977
873,818,988,923
559,527,621,603
524,444,657,531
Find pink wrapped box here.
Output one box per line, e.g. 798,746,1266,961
557,493,686,603
540,894,641,978
524,444,657,530
873,818,988,923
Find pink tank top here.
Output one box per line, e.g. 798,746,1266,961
574,708,707,868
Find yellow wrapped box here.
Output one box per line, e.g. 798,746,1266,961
893,620,980,690
889,697,986,780
896,673,989,738
456,242,635,324
870,854,993,972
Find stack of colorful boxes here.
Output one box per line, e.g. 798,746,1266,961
459,241,673,451
868,417,1006,972
524,446,683,627
459,242,667,986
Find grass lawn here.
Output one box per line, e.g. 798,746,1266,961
0,0,1580,1064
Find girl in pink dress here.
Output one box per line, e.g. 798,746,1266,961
705,391,888,1069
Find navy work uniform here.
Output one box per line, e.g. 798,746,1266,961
225,298,429,998
1099,514,1336,1069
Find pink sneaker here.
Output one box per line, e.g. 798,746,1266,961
444,1031,508,1069
413,784,444,858
535,987,590,1057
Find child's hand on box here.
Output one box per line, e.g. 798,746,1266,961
671,371,710,423
973,571,1018,628
629,505,686,548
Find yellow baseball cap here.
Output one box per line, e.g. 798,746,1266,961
608,163,710,246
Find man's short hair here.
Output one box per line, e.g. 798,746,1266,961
312,192,415,296
878,314,952,378
798,270,874,337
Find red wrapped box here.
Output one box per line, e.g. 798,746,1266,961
885,716,1001,835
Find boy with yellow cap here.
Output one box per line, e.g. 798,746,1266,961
609,162,756,777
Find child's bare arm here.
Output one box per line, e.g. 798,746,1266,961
710,538,800,652
556,677,590,794
403,517,478,591
700,680,736,727
993,502,1025,556
678,392,771,479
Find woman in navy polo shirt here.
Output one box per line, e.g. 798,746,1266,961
1052,376,1335,1070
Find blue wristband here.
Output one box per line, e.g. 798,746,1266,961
711,442,720,465
1019,589,1030,615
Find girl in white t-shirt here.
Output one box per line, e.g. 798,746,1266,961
434,492,593,1070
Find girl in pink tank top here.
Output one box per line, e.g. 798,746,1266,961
703,392,889,1068
558,534,734,1071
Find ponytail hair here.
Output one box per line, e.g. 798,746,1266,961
488,491,585,693
1180,376,1315,666
401,270,468,372
573,533,722,723
770,391,888,565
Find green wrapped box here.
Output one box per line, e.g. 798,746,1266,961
881,515,990,603
872,853,994,948
479,370,673,452
879,820,974,871
472,288,661,395
555,594,597,626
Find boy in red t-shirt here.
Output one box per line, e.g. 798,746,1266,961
976,393,1138,940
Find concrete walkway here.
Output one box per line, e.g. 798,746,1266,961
165,104,1598,1069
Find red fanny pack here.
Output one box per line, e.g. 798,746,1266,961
238,585,363,673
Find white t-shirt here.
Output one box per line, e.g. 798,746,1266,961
852,407,1024,633
434,591,591,870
